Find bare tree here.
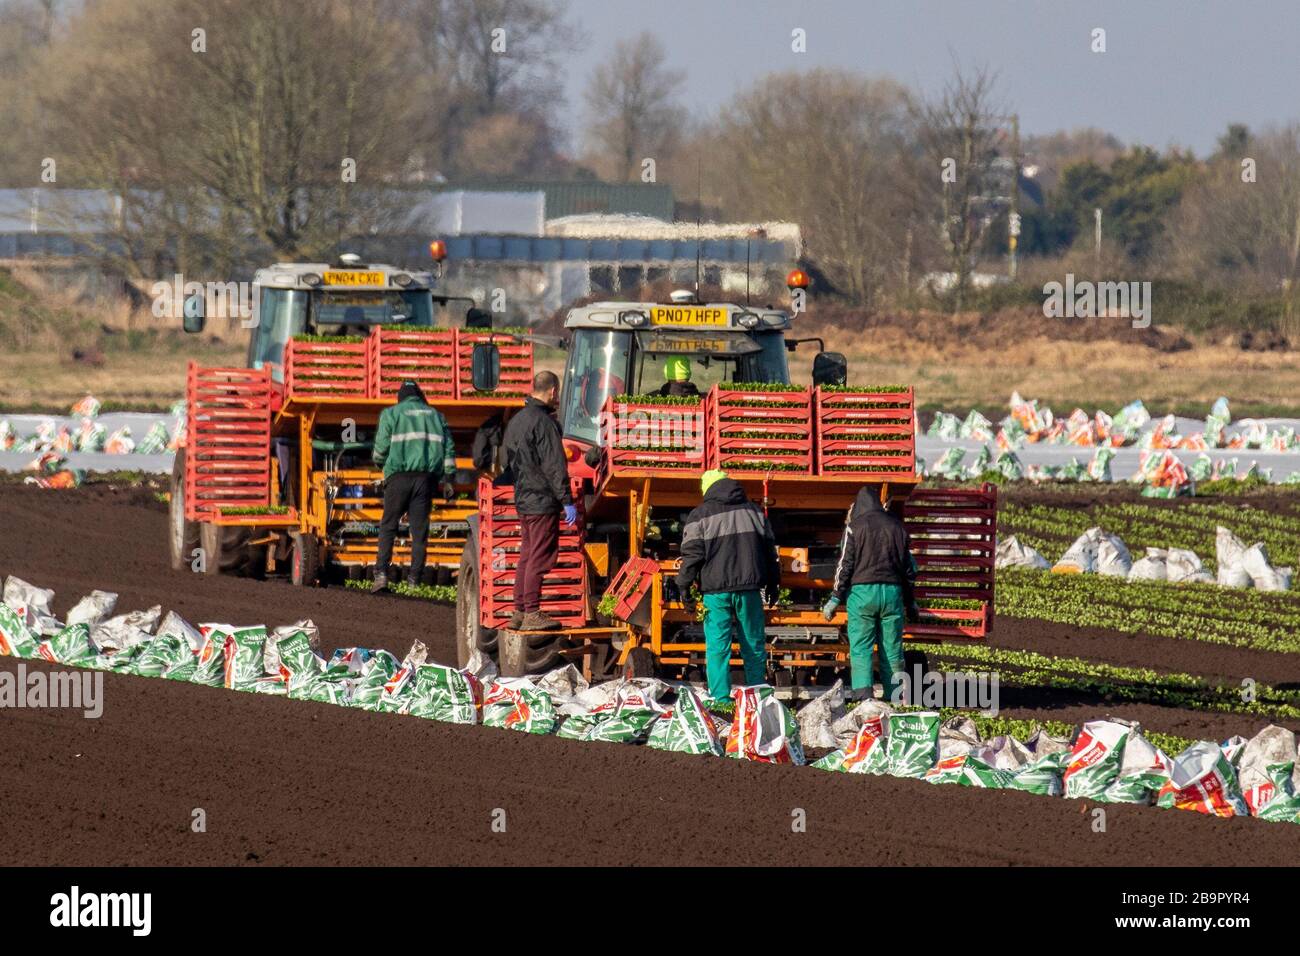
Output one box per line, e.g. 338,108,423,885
583,32,685,182
712,69,919,308
39,0,424,273
916,63,1006,310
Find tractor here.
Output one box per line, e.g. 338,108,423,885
455,292,998,691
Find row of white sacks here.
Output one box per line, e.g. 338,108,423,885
2,574,1298,822
997,525,1293,591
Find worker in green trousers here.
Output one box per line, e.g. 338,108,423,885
677,469,781,701
822,486,919,698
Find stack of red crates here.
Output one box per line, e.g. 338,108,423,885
706,384,813,474
457,331,533,398
183,363,273,521
815,385,916,477
599,395,706,473
369,328,457,399
477,476,587,630
284,338,370,398
903,483,997,639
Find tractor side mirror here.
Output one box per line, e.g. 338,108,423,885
470,342,501,392
812,351,848,387
465,307,493,329
182,292,206,333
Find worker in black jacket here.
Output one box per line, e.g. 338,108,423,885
501,370,576,631
675,469,780,700
821,486,919,699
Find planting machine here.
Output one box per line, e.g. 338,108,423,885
455,292,999,690
169,250,997,690
169,250,530,585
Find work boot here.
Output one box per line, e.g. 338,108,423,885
520,610,562,631
370,572,389,594
507,611,525,630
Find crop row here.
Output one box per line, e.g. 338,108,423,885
921,642,1300,722
996,567,1300,653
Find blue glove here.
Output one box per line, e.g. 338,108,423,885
821,596,840,621
562,503,578,526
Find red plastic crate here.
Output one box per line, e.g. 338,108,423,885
477,475,587,628
706,385,813,474
285,338,369,398
600,556,659,621
903,483,997,640
815,386,916,477
600,396,706,474
369,328,456,399
183,363,273,521
456,330,534,398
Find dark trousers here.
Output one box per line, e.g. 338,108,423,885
515,512,559,613
377,472,432,581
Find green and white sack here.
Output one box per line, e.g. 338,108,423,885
884,711,940,778
189,624,232,687
1063,719,1133,798
482,677,556,734
36,623,98,666
648,685,723,755
0,602,39,658
406,664,481,724
350,650,402,710
1156,741,1248,817
222,626,268,692
1008,729,1071,796
1096,731,1172,804
1238,725,1300,822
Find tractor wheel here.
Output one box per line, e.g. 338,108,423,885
901,649,931,706
622,646,658,680
291,534,321,587
455,546,497,667
523,632,568,673
168,447,200,572
199,522,260,577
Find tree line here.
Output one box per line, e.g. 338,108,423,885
1,0,1298,325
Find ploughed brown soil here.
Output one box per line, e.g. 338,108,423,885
2,484,1300,865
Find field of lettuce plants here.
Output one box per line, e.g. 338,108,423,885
2,478,1299,865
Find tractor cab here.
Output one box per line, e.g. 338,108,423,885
556,296,820,448
183,253,446,384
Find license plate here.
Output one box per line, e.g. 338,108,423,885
649,306,728,326
322,270,385,286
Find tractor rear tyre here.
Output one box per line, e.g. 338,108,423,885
901,649,931,705
455,547,498,667
199,522,260,577
622,646,657,680
291,534,321,587
168,448,200,572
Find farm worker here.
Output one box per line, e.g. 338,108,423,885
657,355,699,398
502,370,577,631
821,486,919,698
371,380,456,593
676,469,781,700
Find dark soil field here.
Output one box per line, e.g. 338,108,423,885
2,483,1299,865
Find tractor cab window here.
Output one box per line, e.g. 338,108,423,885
633,329,790,396
560,328,633,444
247,288,436,380
309,290,434,333
248,288,308,374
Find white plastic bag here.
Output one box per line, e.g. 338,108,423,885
996,535,1051,570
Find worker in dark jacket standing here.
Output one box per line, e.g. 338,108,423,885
371,381,456,593
675,469,780,701
822,486,919,698
502,370,576,631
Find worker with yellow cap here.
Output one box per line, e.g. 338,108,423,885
675,469,780,700
657,356,700,398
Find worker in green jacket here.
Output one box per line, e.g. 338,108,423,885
821,486,919,700
371,380,456,593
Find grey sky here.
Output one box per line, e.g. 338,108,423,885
561,0,1300,156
